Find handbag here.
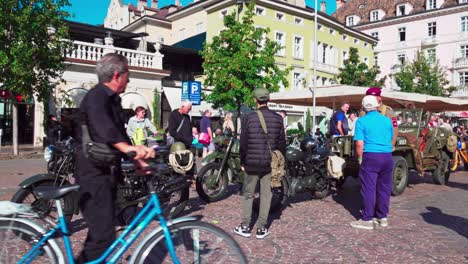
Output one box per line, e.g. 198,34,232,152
198,132,211,145
80,112,121,166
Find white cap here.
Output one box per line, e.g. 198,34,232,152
362,95,380,111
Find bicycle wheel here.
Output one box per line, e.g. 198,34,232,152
0,219,59,264
131,220,247,264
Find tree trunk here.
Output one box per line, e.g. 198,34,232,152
12,103,18,155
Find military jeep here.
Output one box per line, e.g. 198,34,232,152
331,109,456,196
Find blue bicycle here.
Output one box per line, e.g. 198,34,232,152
0,183,247,263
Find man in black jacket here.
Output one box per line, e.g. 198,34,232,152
168,99,192,149
234,88,286,239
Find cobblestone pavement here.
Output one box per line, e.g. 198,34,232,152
0,159,467,263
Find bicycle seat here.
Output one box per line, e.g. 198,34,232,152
33,185,80,200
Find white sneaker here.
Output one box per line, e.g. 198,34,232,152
350,219,374,230
256,227,270,239
373,218,388,227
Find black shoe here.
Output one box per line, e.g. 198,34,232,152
233,223,251,238
256,227,270,239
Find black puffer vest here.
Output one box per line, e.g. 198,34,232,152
240,106,286,175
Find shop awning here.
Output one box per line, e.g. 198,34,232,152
121,92,149,110
162,87,222,117
270,85,468,112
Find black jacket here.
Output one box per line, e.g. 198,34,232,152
168,109,192,149
240,106,286,175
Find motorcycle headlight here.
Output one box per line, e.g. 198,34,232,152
44,146,54,162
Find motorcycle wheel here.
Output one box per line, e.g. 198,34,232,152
312,177,330,199
159,186,189,218
11,180,75,223
253,176,288,213
195,163,229,203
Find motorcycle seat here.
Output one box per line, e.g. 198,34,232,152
33,185,80,200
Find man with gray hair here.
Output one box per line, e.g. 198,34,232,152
74,53,155,262
168,99,193,149
351,95,393,230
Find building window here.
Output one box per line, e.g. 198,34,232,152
364,42,369,48
371,31,379,39
397,53,406,64
293,36,304,59
318,24,323,31
427,0,437,10
426,48,436,63
462,16,468,32
364,57,369,66
321,44,327,63
220,10,228,17
370,10,379,21
346,16,355,26
399,27,406,41
255,7,265,16
276,12,285,21
397,4,406,16
342,50,348,66
179,28,186,40
342,34,348,41
374,54,379,67
329,29,335,35
428,22,437,37
354,38,359,45
294,17,303,25
275,32,285,56
460,45,468,57
196,22,203,34
460,72,468,86
293,72,302,90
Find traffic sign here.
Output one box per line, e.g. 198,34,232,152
189,81,201,106
181,81,189,101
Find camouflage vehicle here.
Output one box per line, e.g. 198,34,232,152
331,109,457,196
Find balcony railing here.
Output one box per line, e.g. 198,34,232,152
421,36,437,46
453,57,468,69
451,87,468,97
66,40,163,69
313,61,339,74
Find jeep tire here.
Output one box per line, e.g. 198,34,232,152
432,152,451,185
391,156,408,196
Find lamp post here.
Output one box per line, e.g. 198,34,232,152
312,0,318,129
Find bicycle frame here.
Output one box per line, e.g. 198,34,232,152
19,192,181,264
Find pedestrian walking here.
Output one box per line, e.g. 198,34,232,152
234,88,286,239
126,106,157,145
74,53,155,262
168,100,192,149
200,109,215,158
222,112,235,136
329,102,350,137
351,95,393,230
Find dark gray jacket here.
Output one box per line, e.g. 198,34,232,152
240,106,286,175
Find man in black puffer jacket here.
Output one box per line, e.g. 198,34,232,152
234,88,286,239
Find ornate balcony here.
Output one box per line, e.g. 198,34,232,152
313,61,339,75
451,87,468,98
421,36,438,47
453,57,468,70
66,39,163,69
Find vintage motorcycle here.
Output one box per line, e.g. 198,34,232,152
450,136,468,171
195,134,288,212
11,142,191,223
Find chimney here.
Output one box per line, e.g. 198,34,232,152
320,1,326,12
152,0,158,8
336,0,346,10
175,0,181,7
137,0,147,10
294,0,306,8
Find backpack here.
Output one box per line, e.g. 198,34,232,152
256,110,285,188
132,127,146,145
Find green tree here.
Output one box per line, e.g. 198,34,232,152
0,0,70,154
201,2,289,132
305,108,312,132
337,47,384,87
152,89,160,129
392,50,449,96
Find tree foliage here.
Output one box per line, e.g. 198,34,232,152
200,2,289,114
0,0,71,102
392,50,449,96
337,47,384,87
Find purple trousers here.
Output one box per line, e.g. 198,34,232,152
359,152,393,221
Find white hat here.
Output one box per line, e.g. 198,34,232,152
362,95,380,111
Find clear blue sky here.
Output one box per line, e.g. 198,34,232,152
66,0,337,26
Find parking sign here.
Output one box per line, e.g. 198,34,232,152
189,81,201,105
181,81,189,101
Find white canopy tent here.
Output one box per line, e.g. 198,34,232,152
270,85,468,112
